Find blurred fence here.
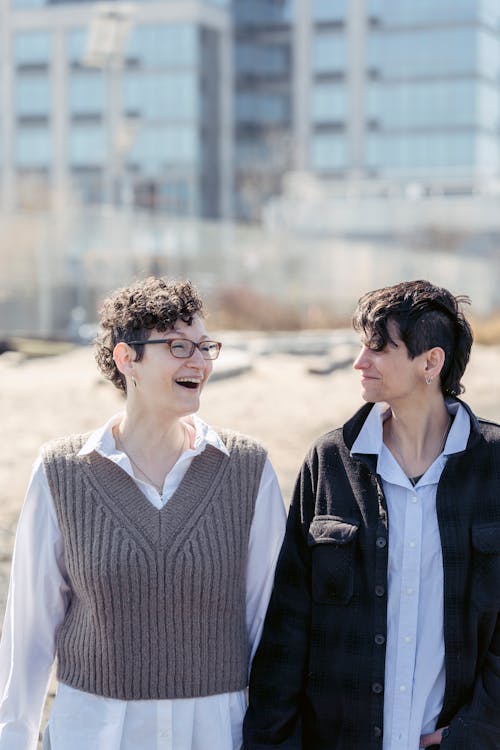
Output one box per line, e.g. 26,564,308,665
0,206,498,338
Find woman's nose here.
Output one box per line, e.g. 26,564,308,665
187,347,210,369
353,346,368,370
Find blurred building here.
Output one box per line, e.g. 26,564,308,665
233,0,293,220
0,0,232,217
293,0,500,185
237,0,500,222
1,0,499,222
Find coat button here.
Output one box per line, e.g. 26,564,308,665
376,537,387,548
328,582,337,597
372,682,383,694
375,585,385,597
374,634,385,645
373,726,382,738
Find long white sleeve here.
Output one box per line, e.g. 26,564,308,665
245,458,286,665
0,458,70,750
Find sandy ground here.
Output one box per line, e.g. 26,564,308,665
0,338,499,743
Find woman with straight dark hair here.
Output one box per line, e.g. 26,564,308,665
244,280,499,750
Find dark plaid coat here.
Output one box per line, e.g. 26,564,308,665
243,399,500,750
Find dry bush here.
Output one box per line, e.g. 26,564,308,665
471,314,500,345
207,286,351,331
209,286,301,330
208,286,351,331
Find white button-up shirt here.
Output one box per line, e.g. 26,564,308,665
351,401,470,750
0,414,286,750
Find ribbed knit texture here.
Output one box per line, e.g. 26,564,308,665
42,430,266,700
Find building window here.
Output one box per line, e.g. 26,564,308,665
69,72,106,115
311,133,347,170
235,1,293,27
16,127,51,168
69,126,107,167
366,133,476,171
67,28,87,65
128,125,198,174
312,83,346,122
313,0,347,23
14,31,51,66
16,76,51,117
126,24,199,68
236,93,289,125
11,0,45,8
124,72,198,121
478,28,500,79
312,33,347,74
366,80,480,129
367,0,499,26
236,43,289,76
368,28,476,78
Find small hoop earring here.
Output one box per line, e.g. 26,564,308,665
425,375,433,385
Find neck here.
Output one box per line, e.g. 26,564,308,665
114,405,191,493
119,401,187,453
383,395,450,477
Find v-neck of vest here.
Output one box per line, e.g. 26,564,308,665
79,444,231,552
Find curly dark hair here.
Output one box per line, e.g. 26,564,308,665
352,279,473,396
95,277,204,392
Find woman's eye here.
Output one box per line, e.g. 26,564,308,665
171,342,187,353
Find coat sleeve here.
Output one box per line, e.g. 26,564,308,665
242,458,315,750
441,612,500,750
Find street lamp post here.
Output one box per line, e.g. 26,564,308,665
84,3,136,207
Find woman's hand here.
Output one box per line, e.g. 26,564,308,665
419,726,449,747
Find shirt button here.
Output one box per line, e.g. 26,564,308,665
376,537,387,548
406,587,414,595
372,682,383,694
373,726,382,739
399,685,407,692
404,636,412,643
374,634,385,645
409,541,416,548
411,495,418,503
375,585,385,597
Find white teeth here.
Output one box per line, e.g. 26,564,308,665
176,377,201,383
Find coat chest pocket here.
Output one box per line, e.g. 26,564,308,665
308,516,359,605
471,523,500,611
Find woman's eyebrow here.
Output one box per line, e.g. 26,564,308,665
166,330,210,340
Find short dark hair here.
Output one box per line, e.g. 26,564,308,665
352,279,473,396
95,277,204,392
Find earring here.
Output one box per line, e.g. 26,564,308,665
425,375,433,385
132,376,137,388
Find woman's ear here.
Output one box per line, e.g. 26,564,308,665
423,346,446,383
113,342,136,379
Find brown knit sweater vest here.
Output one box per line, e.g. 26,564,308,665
42,429,266,700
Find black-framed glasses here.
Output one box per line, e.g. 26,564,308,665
127,338,222,360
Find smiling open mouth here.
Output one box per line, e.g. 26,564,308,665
176,378,201,389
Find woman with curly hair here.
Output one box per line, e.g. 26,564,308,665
0,277,286,750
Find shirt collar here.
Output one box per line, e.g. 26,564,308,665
350,402,387,457
350,399,470,459
78,413,230,459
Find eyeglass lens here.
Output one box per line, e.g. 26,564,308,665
169,339,220,359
